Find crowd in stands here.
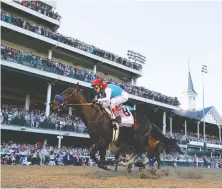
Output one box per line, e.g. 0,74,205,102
1,104,88,133
1,141,221,168
160,153,221,168
1,9,142,71
166,132,222,145
1,141,93,166
1,104,221,146
12,0,61,21
1,45,180,106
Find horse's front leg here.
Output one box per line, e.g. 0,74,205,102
114,142,125,172
90,142,100,166
98,147,110,170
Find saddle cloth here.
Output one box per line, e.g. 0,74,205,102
104,105,134,142
104,105,134,127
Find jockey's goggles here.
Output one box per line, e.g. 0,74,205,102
92,85,100,90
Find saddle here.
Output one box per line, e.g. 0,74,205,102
93,103,134,142
93,103,114,119
93,103,121,121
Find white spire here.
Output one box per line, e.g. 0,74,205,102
184,58,198,111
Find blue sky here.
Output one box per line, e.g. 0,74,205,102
56,0,222,115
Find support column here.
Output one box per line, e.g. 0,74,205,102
93,64,97,74
184,120,187,137
133,104,136,110
219,126,221,142
170,117,173,136
162,112,166,134
45,83,52,116
25,94,30,111
69,107,72,115
197,122,200,141
57,135,63,149
48,49,52,60
131,78,134,85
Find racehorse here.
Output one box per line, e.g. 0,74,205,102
50,83,183,171
50,83,138,170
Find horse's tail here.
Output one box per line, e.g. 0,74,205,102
150,123,184,154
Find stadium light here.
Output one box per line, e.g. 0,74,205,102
201,65,207,143
127,50,146,65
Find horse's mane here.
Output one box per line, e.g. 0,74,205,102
75,89,110,126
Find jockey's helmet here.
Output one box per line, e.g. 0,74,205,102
91,78,106,93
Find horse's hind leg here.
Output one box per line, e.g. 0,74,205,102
156,155,161,169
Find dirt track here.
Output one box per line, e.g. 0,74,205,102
1,165,222,188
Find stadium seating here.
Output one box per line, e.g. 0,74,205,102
12,0,61,21
1,104,220,145
1,45,180,106
1,10,141,70
1,141,221,168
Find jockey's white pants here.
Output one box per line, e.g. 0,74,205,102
111,91,129,105
102,91,129,108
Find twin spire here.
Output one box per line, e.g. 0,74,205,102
186,59,198,96
183,58,198,111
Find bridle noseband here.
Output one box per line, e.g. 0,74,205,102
56,88,76,110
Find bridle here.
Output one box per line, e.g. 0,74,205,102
54,87,93,111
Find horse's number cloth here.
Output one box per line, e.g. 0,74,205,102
118,106,134,127
112,106,134,142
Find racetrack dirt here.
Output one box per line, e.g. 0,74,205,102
1,165,222,188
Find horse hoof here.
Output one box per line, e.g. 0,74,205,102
99,164,110,171
127,168,132,173
106,165,111,170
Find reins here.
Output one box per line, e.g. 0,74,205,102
65,103,93,106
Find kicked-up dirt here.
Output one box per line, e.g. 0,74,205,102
1,165,222,188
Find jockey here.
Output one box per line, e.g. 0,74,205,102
91,78,129,123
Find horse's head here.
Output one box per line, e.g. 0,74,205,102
50,83,80,111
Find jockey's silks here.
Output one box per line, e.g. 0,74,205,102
106,84,123,98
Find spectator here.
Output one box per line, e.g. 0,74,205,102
1,104,88,133
1,45,180,106
1,10,142,71
1,141,221,168
12,0,61,21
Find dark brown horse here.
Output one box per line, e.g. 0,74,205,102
51,84,183,171
51,84,136,170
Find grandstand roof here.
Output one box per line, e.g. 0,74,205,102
173,106,222,126
173,106,212,120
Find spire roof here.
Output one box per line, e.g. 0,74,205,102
186,70,198,95
185,59,198,95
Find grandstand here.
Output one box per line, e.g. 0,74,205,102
1,0,222,165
